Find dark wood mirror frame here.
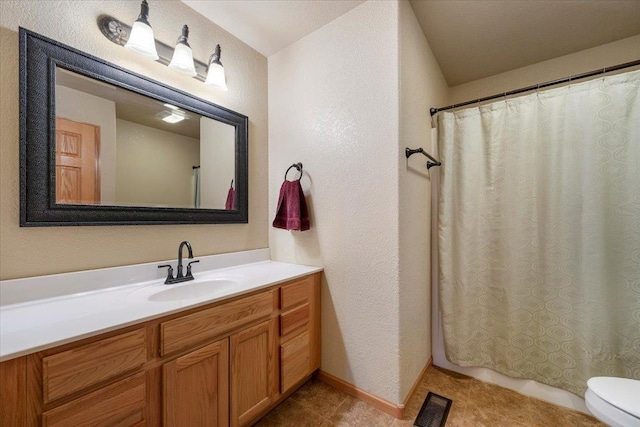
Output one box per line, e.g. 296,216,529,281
19,28,248,226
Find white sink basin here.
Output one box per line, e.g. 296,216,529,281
148,279,238,302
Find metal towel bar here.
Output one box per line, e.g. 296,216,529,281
405,148,441,169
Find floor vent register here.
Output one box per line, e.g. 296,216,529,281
413,392,453,427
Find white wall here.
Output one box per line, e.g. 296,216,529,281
398,0,449,400
200,117,236,209
0,0,267,280
269,1,403,404
55,85,117,204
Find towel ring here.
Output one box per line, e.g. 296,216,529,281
284,162,303,180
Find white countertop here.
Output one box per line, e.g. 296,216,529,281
0,250,322,362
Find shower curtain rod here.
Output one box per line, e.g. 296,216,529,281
430,59,640,116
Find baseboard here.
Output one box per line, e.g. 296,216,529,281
315,370,404,419
315,358,434,420
403,356,433,407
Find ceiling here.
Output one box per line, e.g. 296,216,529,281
181,0,640,86
181,0,366,57
409,0,640,86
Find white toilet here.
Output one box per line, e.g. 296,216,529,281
585,377,640,427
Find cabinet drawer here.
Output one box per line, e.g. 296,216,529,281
42,328,146,403
42,372,146,427
161,290,274,355
280,303,309,337
280,331,310,393
280,277,311,310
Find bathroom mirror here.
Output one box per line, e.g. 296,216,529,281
19,28,248,226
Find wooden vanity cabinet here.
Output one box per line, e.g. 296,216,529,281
0,272,321,427
279,276,321,394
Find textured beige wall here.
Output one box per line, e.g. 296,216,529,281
398,0,448,401
269,1,402,404
0,0,268,279
115,119,199,208
448,34,640,105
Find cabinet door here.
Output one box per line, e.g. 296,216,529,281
230,319,277,427
163,339,229,427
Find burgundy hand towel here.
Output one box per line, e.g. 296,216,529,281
272,179,310,231
225,186,236,210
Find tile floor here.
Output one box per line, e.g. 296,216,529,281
254,366,604,426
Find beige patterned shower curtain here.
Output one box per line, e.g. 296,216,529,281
437,69,640,396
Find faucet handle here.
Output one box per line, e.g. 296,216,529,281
158,264,174,284
186,260,200,278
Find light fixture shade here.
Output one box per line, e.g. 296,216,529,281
205,45,228,91
169,43,197,76
168,25,196,76
124,0,159,60
205,63,227,90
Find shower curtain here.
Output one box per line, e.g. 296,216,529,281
437,69,640,395
193,166,201,208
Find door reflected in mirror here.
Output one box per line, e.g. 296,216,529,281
55,68,236,210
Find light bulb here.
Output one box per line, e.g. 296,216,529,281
205,44,228,91
168,25,197,77
124,0,159,60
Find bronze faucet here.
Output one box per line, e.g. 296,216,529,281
158,241,199,284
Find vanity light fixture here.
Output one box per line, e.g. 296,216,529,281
123,0,159,60
98,1,229,90
168,25,197,77
205,45,228,91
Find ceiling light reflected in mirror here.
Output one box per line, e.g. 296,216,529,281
161,112,186,123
